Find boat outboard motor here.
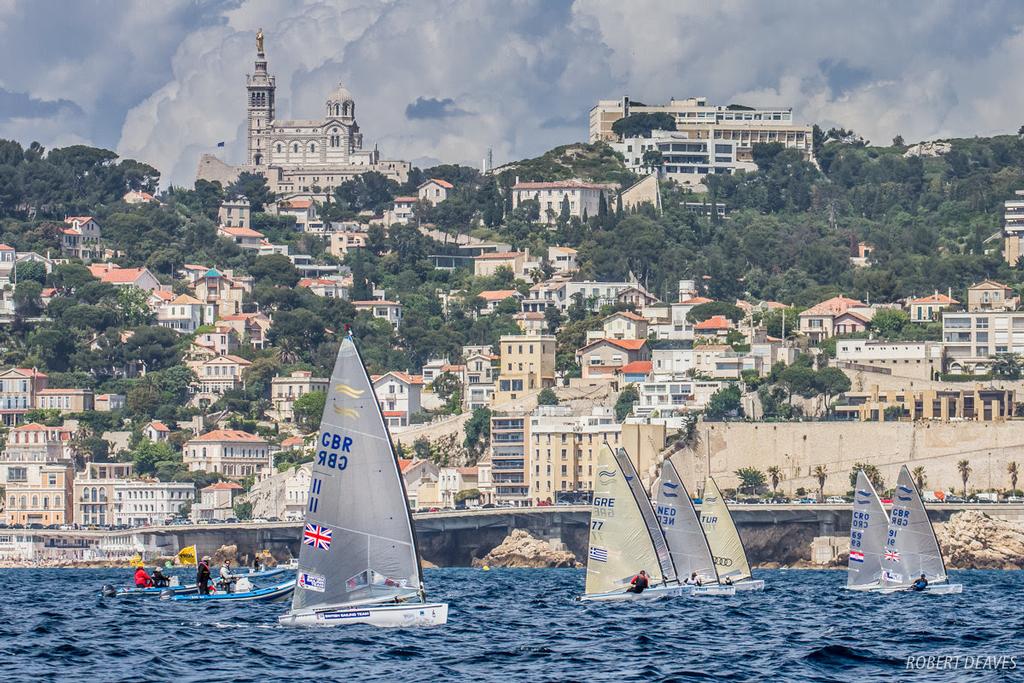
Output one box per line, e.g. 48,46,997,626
159,589,176,600
101,584,117,598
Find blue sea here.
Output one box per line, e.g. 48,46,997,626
0,568,1020,682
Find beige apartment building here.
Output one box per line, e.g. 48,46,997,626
183,429,271,479
494,334,556,404
271,370,328,422
74,461,134,526
835,386,1013,422
528,407,622,504
35,388,94,413
5,462,73,526
589,96,813,162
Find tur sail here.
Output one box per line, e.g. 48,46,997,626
613,447,677,584
847,470,889,589
289,335,422,614
585,443,666,595
699,477,752,582
880,465,947,588
655,458,718,583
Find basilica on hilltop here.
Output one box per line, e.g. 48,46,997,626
197,29,410,199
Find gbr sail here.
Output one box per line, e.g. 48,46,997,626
880,465,947,588
585,443,667,595
847,470,889,589
655,458,718,583
289,335,422,613
699,477,752,582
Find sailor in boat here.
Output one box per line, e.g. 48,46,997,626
626,570,650,594
134,565,154,588
218,560,238,594
912,574,928,592
151,567,170,588
684,572,703,587
722,576,733,586
196,556,212,595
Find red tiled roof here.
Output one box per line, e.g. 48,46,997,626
394,196,418,204
202,482,243,491
619,360,653,375
190,429,267,443
283,199,313,209
219,226,264,238
398,458,415,473
281,436,304,448
603,338,647,350
695,315,732,331
457,466,478,476
911,293,959,305
374,371,424,385
477,289,520,301
149,421,170,432
65,216,94,224
422,178,454,189
475,251,521,260
800,296,865,317
680,296,714,306
607,310,646,322
0,244,13,251
383,411,406,417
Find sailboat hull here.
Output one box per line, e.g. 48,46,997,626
280,601,449,628
688,585,736,597
732,579,765,592
579,584,686,602
875,583,964,595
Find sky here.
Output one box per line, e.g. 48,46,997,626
2,0,1024,186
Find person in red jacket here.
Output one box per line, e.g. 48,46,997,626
134,566,154,588
626,570,650,594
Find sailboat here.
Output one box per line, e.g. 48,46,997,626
845,470,890,591
878,466,963,594
278,335,448,627
579,444,685,602
699,477,765,591
654,459,734,596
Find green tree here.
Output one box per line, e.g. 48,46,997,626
124,439,177,477
463,407,492,461
14,260,46,284
761,307,799,339
767,465,782,494
870,308,910,338
686,301,744,323
614,385,639,420
233,500,254,520
813,465,827,501
127,381,162,417
293,390,327,432
249,253,300,287
117,286,154,326
912,466,927,492
735,467,767,494
957,459,972,497
704,384,744,420
849,463,884,492
226,171,274,211
13,280,42,316
778,364,817,405
537,387,559,406
815,367,852,413
991,354,1022,380
611,112,676,139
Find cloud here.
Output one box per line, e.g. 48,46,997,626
405,97,469,120
3,1,1024,186
0,88,81,121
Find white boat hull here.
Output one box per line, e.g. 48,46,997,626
689,585,736,597
876,583,964,595
579,584,686,602
280,602,449,628
732,579,765,592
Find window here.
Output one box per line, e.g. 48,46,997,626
292,143,299,153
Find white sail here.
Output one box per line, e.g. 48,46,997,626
613,447,677,584
699,477,752,582
655,458,718,584
585,443,665,595
847,470,889,589
288,335,423,614
880,466,947,588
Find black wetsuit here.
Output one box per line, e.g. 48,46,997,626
196,562,211,595
912,578,928,592
627,574,649,593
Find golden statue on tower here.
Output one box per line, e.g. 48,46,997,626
256,28,264,54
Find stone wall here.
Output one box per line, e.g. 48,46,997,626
674,419,1024,496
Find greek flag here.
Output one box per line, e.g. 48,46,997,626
589,547,608,563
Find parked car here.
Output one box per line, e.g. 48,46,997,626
825,496,846,504
482,503,496,509
267,516,281,522
28,523,43,529
796,497,817,504
1007,496,1024,503
945,495,965,503
224,517,239,524
427,507,440,513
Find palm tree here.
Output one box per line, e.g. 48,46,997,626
767,466,782,495
957,459,972,498
1008,461,1020,495
912,466,927,492
813,465,827,501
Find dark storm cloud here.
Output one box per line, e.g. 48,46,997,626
405,97,470,120
0,88,81,121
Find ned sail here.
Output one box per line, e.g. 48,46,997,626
655,458,718,584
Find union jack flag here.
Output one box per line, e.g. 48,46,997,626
884,549,900,563
303,523,333,550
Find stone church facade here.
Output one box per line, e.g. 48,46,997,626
197,32,409,199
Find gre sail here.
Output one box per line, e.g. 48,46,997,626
880,465,948,589
847,470,889,590
655,458,718,584
280,334,447,627
583,443,673,598
699,477,753,582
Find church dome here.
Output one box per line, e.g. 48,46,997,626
327,82,354,104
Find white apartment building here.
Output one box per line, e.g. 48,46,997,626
942,310,1024,374
835,340,944,380
73,462,133,526
245,462,311,520
183,429,271,479
157,294,211,334
635,377,725,416
1003,190,1024,265
271,370,328,422
611,130,756,190
372,372,423,428
113,480,195,527
547,246,578,274
589,96,813,159
352,300,403,328
511,181,613,224
651,347,695,375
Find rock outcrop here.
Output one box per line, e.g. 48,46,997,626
903,141,951,158
473,529,577,568
212,544,239,565
936,511,1024,569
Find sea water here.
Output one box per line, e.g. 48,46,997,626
0,568,1020,682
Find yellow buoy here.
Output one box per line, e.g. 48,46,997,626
482,565,490,571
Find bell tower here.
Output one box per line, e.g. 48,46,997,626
246,28,275,167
